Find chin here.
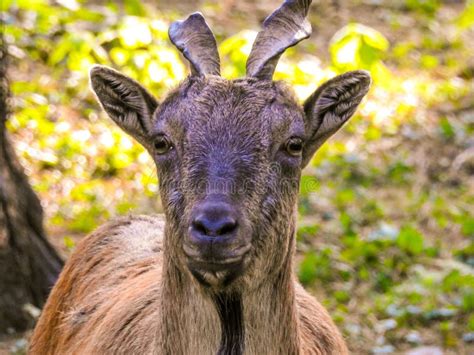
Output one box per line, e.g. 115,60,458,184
186,253,250,289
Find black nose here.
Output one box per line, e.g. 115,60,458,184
192,215,237,237
190,199,239,241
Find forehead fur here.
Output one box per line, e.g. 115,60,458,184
155,76,301,123
189,76,297,103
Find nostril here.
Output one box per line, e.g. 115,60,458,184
192,218,209,236
216,219,237,236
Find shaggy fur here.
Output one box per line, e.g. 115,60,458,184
29,216,347,354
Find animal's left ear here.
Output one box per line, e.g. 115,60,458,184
302,70,371,167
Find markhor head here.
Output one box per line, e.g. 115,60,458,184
90,0,371,290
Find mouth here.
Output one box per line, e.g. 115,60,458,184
185,250,250,288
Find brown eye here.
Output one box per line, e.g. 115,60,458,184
154,135,173,154
286,137,303,156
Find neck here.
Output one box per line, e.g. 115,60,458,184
157,230,300,354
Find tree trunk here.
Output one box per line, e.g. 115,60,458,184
0,31,63,335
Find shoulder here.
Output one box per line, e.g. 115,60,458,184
294,283,349,355
29,215,164,354
61,214,165,296
73,214,165,258
81,214,165,246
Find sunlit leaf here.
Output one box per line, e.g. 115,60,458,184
397,225,424,255
0,0,13,11
330,23,389,72
124,0,146,17
405,0,440,17
457,1,474,29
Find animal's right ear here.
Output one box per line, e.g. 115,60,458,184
89,65,158,146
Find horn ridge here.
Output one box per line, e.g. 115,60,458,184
246,0,312,80
169,12,221,76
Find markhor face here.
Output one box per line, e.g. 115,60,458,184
151,77,305,288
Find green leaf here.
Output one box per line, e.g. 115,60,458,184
439,117,455,140
405,0,440,17
124,0,146,17
463,291,474,312
16,0,48,10
63,236,76,251
397,225,424,255
0,0,13,11
330,23,389,71
298,252,319,285
298,249,333,285
299,175,319,197
461,217,474,237
457,1,474,29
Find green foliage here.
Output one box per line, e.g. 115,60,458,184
405,0,440,17
63,236,76,251
298,248,333,285
461,217,474,237
330,23,389,70
439,117,456,140
220,31,255,78
457,0,474,29
3,0,474,353
396,226,424,256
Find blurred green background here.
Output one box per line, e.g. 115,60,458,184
2,0,474,353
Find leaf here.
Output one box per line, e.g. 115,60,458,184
330,23,389,71
0,0,13,11
439,117,455,140
457,1,474,30
397,225,424,255
299,175,319,197
461,217,474,237
124,0,146,17
405,0,440,17
298,252,319,285
63,236,76,251
298,249,333,285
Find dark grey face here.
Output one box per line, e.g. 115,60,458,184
90,68,370,289
150,77,307,287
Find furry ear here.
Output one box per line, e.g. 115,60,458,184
302,70,371,167
89,65,158,146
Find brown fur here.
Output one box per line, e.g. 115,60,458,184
30,215,347,354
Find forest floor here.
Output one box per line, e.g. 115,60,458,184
2,0,474,354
